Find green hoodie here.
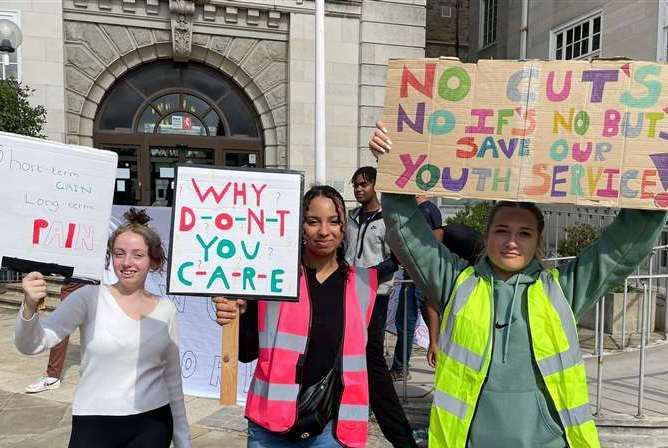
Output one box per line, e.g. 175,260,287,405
381,193,667,448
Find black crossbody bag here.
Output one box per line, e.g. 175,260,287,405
285,350,342,442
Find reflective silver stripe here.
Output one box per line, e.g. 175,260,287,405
250,378,299,401
343,354,366,372
433,389,468,420
438,275,485,371
443,341,484,371
354,267,371,319
559,403,594,427
258,331,308,351
338,404,368,421
537,350,582,376
259,301,282,350
536,271,583,376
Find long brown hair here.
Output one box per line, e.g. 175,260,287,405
302,185,349,275
105,208,166,271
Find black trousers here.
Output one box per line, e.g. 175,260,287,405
69,404,173,448
367,294,418,448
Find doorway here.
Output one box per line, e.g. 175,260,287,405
94,60,264,206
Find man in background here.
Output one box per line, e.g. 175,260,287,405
345,166,417,448
389,195,442,381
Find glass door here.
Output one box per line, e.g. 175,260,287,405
224,150,259,168
102,146,140,205
149,146,215,206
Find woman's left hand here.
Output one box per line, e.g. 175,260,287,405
427,343,438,369
211,297,246,326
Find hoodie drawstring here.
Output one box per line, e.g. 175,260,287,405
502,274,522,363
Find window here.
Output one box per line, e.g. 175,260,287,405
661,0,668,61
441,6,452,18
0,10,20,80
480,0,497,48
96,61,260,137
552,13,601,60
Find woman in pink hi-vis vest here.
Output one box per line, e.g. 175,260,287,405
214,185,398,448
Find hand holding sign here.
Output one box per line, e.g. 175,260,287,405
369,121,392,157
21,271,47,318
212,297,247,326
369,121,392,158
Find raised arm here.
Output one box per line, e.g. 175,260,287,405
558,209,668,320
382,193,468,309
15,275,89,355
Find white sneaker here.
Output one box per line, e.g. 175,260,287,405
25,376,61,394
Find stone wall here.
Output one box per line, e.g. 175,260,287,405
63,0,289,167
425,0,470,60
470,0,660,61
288,12,361,192
1,1,66,142
357,0,426,170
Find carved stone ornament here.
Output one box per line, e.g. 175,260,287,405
169,0,196,61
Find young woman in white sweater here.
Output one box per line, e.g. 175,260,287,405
15,209,191,448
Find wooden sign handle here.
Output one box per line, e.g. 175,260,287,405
220,308,239,405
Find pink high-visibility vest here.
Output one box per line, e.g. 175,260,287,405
245,266,378,447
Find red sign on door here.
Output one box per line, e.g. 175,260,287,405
183,116,192,130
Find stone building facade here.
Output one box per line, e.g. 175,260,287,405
425,0,470,60
470,0,666,62
3,0,426,205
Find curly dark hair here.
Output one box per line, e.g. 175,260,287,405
302,185,350,275
105,208,166,272
351,166,377,185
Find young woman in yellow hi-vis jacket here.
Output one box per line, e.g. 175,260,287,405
369,122,668,448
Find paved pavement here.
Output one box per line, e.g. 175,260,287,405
0,307,432,447
1,302,667,447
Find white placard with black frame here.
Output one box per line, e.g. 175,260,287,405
167,165,303,300
0,132,117,280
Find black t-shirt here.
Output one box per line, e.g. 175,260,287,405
357,208,378,225
418,200,443,230
238,269,344,388
300,267,345,387
238,264,396,386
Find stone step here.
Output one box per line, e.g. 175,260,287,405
0,283,60,311
598,416,668,447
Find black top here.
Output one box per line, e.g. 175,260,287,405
300,267,345,387
238,262,397,386
418,200,443,230
238,270,344,388
357,208,378,225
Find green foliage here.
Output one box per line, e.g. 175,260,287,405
557,223,601,257
445,202,491,234
0,78,47,138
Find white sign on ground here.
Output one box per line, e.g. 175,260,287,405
0,132,117,281
167,165,303,300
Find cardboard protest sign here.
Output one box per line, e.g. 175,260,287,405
378,58,668,209
167,165,303,300
0,132,117,280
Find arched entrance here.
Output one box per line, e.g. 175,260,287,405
94,60,263,206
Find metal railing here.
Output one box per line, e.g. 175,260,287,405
0,267,21,283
